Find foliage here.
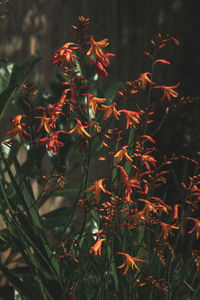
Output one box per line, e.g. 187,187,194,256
0,16,200,299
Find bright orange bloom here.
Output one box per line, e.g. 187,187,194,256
34,112,51,133
87,35,109,62
137,72,155,90
84,94,106,114
119,110,141,129
89,239,106,256
116,252,147,275
67,118,91,138
85,179,111,201
51,42,79,68
159,222,179,240
134,152,157,170
100,102,120,120
87,35,115,77
116,166,141,204
125,208,145,230
137,199,158,217
35,131,66,153
5,115,29,142
186,217,200,239
153,83,180,102
114,146,133,163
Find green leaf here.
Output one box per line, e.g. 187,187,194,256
0,55,41,120
105,81,125,105
54,182,80,197
0,261,32,299
0,59,14,94
41,207,73,229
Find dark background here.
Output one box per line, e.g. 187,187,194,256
1,0,200,156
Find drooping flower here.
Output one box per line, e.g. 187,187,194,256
92,54,115,77
153,83,180,102
87,35,109,62
134,152,157,171
51,42,79,68
115,166,141,204
67,118,91,138
84,179,111,201
113,146,133,163
83,94,106,114
137,72,155,90
186,217,200,239
159,222,179,240
34,112,51,133
116,252,147,275
5,115,30,142
119,110,141,129
87,35,115,77
35,131,66,153
100,102,121,120
89,239,106,256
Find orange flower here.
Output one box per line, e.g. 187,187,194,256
67,118,91,138
89,239,106,256
137,199,158,217
34,112,51,133
85,179,111,201
35,131,66,153
5,115,29,142
51,42,79,67
153,83,180,102
114,146,133,163
100,102,120,120
137,72,155,90
115,166,141,204
92,53,115,77
84,94,106,114
87,35,115,77
119,110,141,129
172,204,181,222
87,35,109,62
186,217,200,239
116,252,147,275
159,222,179,240
134,152,157,171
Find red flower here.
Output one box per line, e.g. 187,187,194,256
35,131,66,153
159,222,179,240
113,146,133,163
153,83,180,102
89,239,106,256
87,35,115,77
100,102,121,120
137,72,155,90
84,179,111,201
186,217,200,239
116,252,147,275
119,110,141,129
51,42,79,68
83,94,106,114
67,118,91,138
87,35,109,61
5,115,29,142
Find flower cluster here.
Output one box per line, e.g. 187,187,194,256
4,17,200,298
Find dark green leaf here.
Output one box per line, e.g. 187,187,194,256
0,55,41,119
41,207,73,229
